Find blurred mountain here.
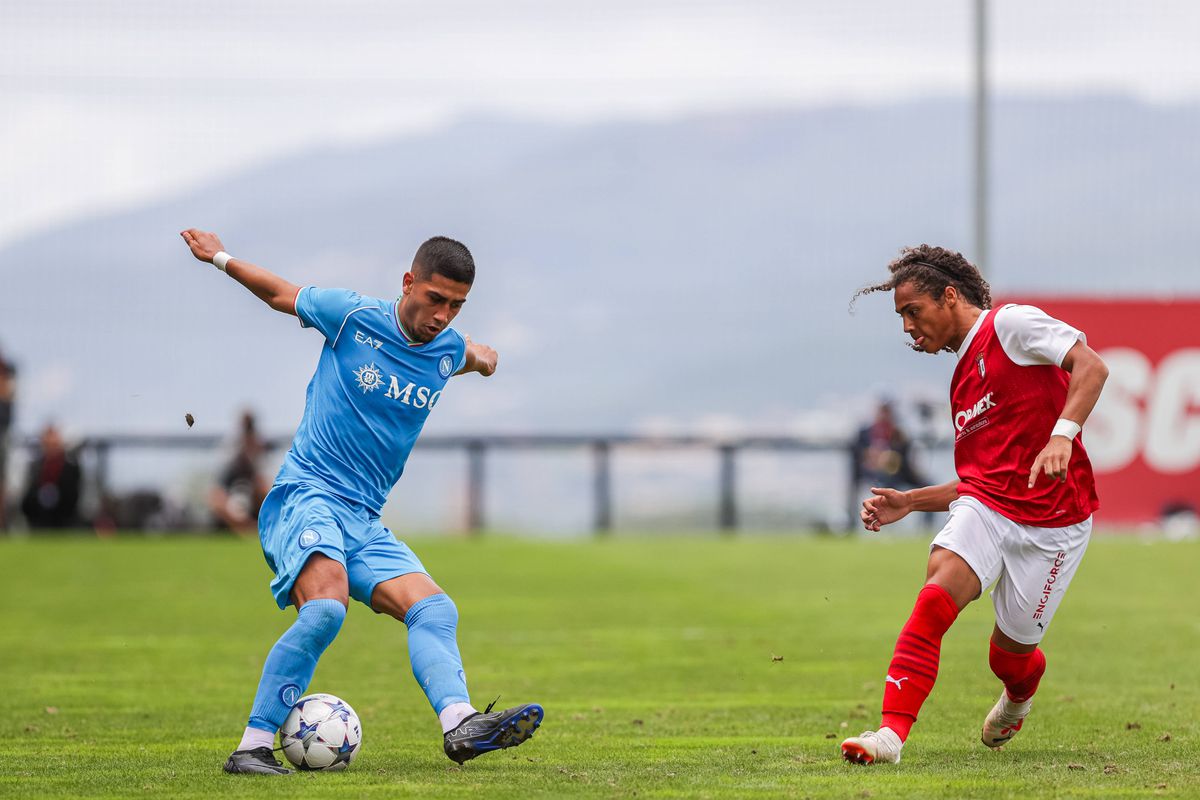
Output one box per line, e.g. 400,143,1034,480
2,95,1198,440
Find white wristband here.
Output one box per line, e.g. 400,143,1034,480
1051,419,1081,440
212,251,232,272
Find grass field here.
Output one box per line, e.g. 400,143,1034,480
0,533,1195,799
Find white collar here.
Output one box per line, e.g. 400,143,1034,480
955,309,990,358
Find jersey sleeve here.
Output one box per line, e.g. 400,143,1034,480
994,304,1086,367
450,329,469,373
295,287,364,344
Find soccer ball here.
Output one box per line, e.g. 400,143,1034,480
279,693,362,771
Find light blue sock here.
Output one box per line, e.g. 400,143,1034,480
405,593,470,714
247,598,346,732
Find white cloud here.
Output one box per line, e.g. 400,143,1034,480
1,1,1197,245
21,361,75,422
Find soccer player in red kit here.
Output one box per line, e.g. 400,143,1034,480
841,245,1109,765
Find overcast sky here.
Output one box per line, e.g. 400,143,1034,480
2,0,1199,247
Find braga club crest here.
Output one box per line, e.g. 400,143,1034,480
976,353,986,378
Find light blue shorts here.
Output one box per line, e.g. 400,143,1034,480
258,482,428,610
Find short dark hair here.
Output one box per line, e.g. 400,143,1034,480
413,236,475,285
853,244,992,309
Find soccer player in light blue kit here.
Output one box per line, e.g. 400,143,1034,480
180,228,543,774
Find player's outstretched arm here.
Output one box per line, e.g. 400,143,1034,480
455,336,498,377
1028,341,1109,487
861,480,957,532
179,229,301,316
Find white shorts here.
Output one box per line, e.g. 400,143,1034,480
931,495,1092,645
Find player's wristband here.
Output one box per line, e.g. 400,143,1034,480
1051,419,1082,440
212,251,232,272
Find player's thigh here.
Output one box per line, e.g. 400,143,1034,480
259,483,351,610
992,517,1092,645
292,552,350,607
928,496,1006,603
926,546,982,609
345,522,437,618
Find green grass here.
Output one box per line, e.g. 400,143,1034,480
0,533,1195,798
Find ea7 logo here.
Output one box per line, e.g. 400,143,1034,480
355,330,383,349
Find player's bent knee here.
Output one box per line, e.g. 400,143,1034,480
990,625,1038,656
926,548,981,609
371,572,444,621
295,598,347,651
403,591,458,630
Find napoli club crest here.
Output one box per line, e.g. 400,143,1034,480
439,354,454,378
299,529,321,549
976,353,986,378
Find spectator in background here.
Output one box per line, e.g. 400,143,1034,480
209,410,269,536
854,401,926,488
853,400,928,503
0,348,14,530
20,424,82,529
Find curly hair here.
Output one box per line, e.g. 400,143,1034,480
852,245,992,310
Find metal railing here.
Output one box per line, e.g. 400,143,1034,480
11,432,952,533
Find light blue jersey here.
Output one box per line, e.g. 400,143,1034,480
275,286,468,513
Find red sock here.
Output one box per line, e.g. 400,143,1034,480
880,583,960,741
989,642,1046,703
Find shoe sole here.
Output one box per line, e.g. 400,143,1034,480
841,741,875,765
490,703,544,750
222,762,291,775
449,704,544,763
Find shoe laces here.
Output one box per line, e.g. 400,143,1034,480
247,745,286,766
484,695,500,714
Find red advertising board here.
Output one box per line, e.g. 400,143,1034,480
1006,297,1200,524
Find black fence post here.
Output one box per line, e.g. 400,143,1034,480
593,439,612,535
717,443,738,533
93,439,111,504
847,440,860,533
466,440,485,534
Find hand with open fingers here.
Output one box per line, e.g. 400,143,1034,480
179,229,225,264
860,486,912,532
1028,436,1073,488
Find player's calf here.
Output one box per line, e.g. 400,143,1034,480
983,642,1044,748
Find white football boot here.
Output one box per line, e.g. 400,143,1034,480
981,691,1032,748
840,727,903,765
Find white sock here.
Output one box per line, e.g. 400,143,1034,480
1003,692,1034,717
876,727,904,750
439,702,478,733
237,726,276,751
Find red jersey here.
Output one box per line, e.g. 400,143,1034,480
951,307,1099,526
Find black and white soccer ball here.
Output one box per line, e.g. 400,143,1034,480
279,693,362,771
